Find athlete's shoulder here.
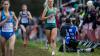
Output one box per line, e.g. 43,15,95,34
9,11,16,16
19,11,22,14
44,7,49,12
9,11,13,13
27,11,30,13
27,11,31,16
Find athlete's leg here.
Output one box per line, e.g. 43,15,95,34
51,28,57,55
20,25,27,47
9,34,16,56
45,29,51,44
45,29,51,49
0,37,7,56
25,26,30,45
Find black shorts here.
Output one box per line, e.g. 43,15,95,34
45,27,56,30
21,23,29,28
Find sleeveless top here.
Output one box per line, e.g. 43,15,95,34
20,11,29,24
1,10,14,32
45,7,57,28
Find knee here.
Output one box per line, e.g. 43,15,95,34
51,39,55,43
9,43,15,50
9,45,14,50
1,39,6,46
47,39,51,44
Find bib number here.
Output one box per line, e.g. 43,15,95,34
47,16,55,23
2,23,13,32
21,18,28,23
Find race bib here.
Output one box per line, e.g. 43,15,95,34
21,18,28,23
47,16,55,23
2,23,13,32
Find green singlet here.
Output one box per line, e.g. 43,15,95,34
45,7,57,30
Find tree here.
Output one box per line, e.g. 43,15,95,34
10,0,45,16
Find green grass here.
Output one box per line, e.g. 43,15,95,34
0,39,100,56
0,39,51,56
30,40,100,56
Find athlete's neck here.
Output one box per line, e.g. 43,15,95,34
49,6,53,9
23,10,27,12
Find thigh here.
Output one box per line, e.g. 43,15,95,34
51,28,57,40
0,36,6,46
45,29,51,38
26,26,30,34
9,34,16,50
20,25,26,32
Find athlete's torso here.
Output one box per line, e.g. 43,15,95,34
45,7,57,28
20,11,29,24
1,10,14,32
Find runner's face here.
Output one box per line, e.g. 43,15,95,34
22,5,27,11
48,0,53,8
3,1,10,9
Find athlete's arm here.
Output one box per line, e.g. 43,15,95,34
0,11,10,26
28,11,32,20
18,12,21,22
41,7,51,21
12,11,18,30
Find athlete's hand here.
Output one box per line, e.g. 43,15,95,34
14,26,18,31
48,14,54,19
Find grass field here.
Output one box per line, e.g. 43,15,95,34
0,39,100,56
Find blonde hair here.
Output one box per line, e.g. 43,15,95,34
44,0,54,8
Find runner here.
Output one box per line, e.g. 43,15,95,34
18,4,32,47
0,0,18,56
41,0,57,56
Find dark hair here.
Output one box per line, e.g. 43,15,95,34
65,19,71,24
21,4,28,11
22,4,27,6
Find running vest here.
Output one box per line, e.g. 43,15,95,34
20,11,29,24
45,8,57,28
1,10,14,32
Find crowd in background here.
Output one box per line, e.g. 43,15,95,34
30,0,100,43
0,0,100,56
55,0,100,43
